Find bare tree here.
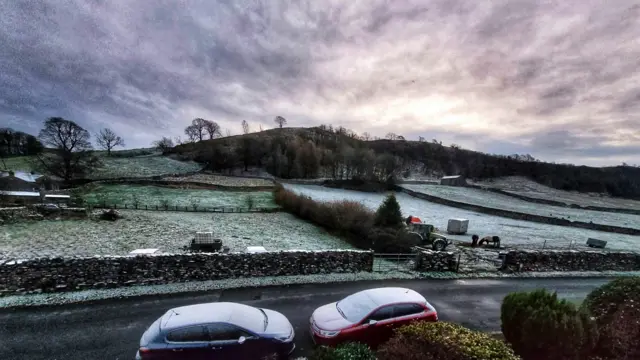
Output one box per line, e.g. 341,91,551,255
418,136,425,142
242,120,250,134
274,116,287,128
173,136,184,145
361,132,371,141
259,124,264,132
385,132,398,140
203,119,221,139
152,137,174,152
36,117,99,181
96,128,124,156
225,129,232,137
185,118,206,142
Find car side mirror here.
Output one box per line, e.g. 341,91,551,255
368,320,378,326
238,336,246,344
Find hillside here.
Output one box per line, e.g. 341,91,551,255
171,126,640,199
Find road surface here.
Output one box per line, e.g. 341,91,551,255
0,278,610,360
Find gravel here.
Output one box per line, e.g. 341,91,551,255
283,184,640,251
2,270,639,309
0,210,353,259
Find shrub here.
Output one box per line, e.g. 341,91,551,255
374,193,403,228
582,277,640,359
310,343,376,360
501,289,597,360
377,321,518,360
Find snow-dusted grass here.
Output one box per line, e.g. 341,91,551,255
163,173,274,187
1,155,34,171
90,155,202,179
81,184,276,209
284,184,640,252
474,176,640,210
0,210,352,259
401,184,639,228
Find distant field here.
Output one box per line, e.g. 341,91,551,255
474,176,640,211
1,154,202,178
284,184,640,252
81,184,276,209
0,211,352,259
163,173,274,187
401,184,639,229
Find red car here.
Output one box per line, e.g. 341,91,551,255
309,287,438,348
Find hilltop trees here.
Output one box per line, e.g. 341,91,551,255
185,118,221,142
152,137,174,153
35,117,99,181
96,128,125,155
274,116,287,128
0,128,44,169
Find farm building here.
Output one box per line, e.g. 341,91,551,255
0,171,61,191
440,175,467,187
0,190,70,205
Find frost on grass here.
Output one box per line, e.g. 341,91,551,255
401,184,639,229
163,174,274,187
0,211,353,259
283,184,640,252
81,184,276,209
89,155,202,179
473,176,640,211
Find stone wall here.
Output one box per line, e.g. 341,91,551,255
0,250,373,295
502,250,640,272
416,250,457,272
398,187,640,236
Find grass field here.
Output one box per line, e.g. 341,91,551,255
474,176,640,210
401,184,639,229
0,211,353,259
163,174,274,187
1,154,202,178
283,184,640,251
80,184,276,209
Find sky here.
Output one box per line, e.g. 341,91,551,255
1,0,639,166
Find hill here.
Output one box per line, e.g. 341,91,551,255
170,126,640,199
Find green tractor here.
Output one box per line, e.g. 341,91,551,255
406,222,452,251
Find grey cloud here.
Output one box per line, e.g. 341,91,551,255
0,0,639,165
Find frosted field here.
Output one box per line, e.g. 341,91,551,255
401,184,639,229
162,174,274,187
0,211,352,260
81,184,276,209
284,184,640,251
90,155,202,179
474,176,640,211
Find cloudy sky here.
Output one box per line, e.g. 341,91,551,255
1,0,639,166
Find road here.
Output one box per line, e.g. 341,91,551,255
0,278,610,360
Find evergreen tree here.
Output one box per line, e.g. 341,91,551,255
374,193,404,228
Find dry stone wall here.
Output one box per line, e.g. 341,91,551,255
0,250,373,296
416,250,457,272
502,250,640,272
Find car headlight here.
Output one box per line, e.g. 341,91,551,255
317,329,340,337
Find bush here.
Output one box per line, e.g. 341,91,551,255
374,193,403,228
501,289,597,360
310,343,376,360
582,277,640,359
377,321,518,360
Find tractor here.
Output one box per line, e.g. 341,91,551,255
405,222,452,251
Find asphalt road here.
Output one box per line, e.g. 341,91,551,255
0,278,610,360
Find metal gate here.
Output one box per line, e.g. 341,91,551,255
372,253,418,272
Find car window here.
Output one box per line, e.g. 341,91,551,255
393,303,424,318
207,323,253,342
166,326,209,342
366,306,394,322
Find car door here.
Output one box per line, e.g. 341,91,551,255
390,303,427,330
164,325,212,360
353,305,396,348
206,323,259,359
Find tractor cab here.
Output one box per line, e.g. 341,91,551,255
405,218,452,251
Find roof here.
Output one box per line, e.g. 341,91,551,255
44,194,71,199
0,171,43,183
160,302,265,333
0,191,40,197
441,175,463,180
362,287,426,306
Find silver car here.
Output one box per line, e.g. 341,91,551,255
136,302,295,360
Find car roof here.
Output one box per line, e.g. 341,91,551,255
160,302,265,333
360,287,426,306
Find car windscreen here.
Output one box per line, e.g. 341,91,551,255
336,292,377,323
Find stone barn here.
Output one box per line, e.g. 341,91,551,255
440,175,467,187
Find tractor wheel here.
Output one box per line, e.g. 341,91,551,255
432,239,447,251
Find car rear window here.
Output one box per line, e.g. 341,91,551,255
167,326,209,342
393,303,424,317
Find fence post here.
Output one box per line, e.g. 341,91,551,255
145,205,148,210
542,240,547,249
125,204,127,209
456,253,461,272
